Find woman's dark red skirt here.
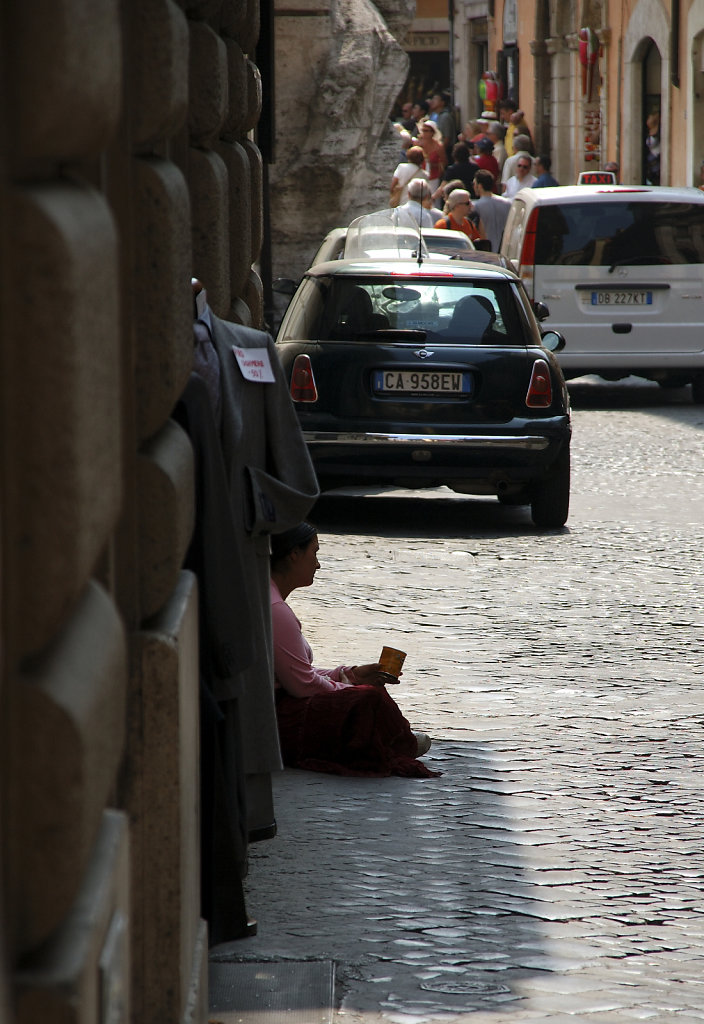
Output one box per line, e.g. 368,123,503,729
275,684,439,778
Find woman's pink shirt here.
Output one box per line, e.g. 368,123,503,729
270,580,353,697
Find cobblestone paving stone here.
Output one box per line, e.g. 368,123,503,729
216,390,704,1022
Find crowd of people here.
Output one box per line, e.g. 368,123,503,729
389,93,559,251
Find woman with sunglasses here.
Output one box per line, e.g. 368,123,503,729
433,189,485,243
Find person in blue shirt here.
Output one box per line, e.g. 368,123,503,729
533,154,560,187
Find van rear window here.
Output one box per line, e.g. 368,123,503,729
533,201,704,266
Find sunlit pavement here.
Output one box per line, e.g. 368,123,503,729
213,381,704,1023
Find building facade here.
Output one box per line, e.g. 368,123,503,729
446,0,704,188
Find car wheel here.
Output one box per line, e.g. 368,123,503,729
692,376,704,404
530,445,570,529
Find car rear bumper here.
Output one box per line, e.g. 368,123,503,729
303,424,570,491
303,430,553,450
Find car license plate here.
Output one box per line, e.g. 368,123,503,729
590,290,653,306
372,370,471,394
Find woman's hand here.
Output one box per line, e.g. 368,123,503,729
350,663,400,687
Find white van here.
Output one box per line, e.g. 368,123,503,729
500,185,704,400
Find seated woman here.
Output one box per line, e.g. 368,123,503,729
270,523,438,778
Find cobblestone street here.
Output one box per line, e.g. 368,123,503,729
214,380,704,1022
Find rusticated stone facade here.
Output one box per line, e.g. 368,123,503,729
270,0,413,283
0,1,267,1021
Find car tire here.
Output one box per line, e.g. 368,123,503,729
692,376,704,405
530,445,570,529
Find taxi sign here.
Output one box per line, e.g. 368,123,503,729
577,170,617,185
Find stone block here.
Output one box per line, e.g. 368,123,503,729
7,0,121,162
222,37,248,140
219,0,251,51
183,0,223,17
188,20,228,147
189,147,231,317
243,139,264,262
244,268,264,329
243,58,263,133
136,420,195,621
15,584,127,953
216,140,252,295
5,183,122,660
130,0,189,146
16,810,130,1024
238,0,261,57
133,156,193,443
128,572,203,1022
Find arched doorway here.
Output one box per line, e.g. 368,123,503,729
622,0,668,183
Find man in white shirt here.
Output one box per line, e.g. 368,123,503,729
392,179,436,228
501,134,533,188
503,156,536,198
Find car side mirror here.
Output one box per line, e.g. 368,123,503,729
532,300,550,321
473,239,492,252
273,278,299,296
541,329,566,353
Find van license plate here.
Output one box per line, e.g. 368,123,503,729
373,370,471,394
590,290,653,306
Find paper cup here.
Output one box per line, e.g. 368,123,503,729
378,646,406,677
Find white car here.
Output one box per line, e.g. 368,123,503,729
500,185,704,401
310,217,475,266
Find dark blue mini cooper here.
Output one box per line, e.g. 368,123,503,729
276,253,572,528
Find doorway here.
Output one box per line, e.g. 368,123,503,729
641,40,661,184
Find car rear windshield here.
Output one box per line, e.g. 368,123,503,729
533,200,704,266
278,275,526,346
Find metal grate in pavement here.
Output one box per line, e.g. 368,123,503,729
208,960,335,1024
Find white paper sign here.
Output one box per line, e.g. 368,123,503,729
232,346,275,383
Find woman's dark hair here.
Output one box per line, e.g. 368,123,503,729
452,142,470,163
270,522,317,567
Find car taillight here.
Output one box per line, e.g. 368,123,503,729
290,354,318,403
526,359,552,408
518,208,539,296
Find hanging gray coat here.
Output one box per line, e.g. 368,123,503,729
210,314,319,829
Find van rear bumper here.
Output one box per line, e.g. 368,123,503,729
558,350,704,371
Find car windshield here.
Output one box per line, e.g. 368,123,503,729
278,275,526,345
533,201,704,266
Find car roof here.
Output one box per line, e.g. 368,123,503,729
305,256,519,281
310,227,347,265
510,184,704,207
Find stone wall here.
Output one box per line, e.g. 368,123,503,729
0,1,265,1021
270,0,413,284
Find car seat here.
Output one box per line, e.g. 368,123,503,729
444,294,494,342
331,286,376,337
